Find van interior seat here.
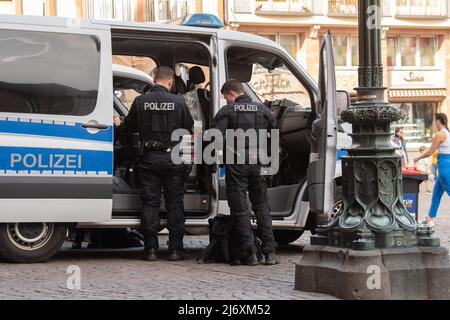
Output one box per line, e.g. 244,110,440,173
277,106,312,183
172,76,187,95
187,66,205,90
187,66,210,127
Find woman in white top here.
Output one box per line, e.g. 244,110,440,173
414,113,450,227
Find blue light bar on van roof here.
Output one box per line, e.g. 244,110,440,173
181,14,224,29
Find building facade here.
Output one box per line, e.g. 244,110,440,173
0,0,208,22
226,0,450,148
1,0,449,147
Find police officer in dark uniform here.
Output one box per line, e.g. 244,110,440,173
213,80,278,265
123,66,194,261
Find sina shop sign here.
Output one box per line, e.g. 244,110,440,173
389,70,442,87
403,72,425,83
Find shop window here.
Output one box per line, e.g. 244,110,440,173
83,0,135,21
0,29,101,116
56,0,77,18
387,37,397,67
396,0,447,18
331,35,358,67
400,37,416,67
328,0,358,16
145,0,155,21
279,34,298,58
0,0,14,15
259,34,276,42
387,36,437,67
234,0,252,13
420,37,436,67
22,0,45,16
393,102,436,144
332,35,347,67
351,35,358,66
158,0,193,21
255,0,314,14
257,34,299,59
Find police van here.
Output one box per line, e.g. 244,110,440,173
0,14,350,262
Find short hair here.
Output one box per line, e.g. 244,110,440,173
153,66,175,83
221,79,244,95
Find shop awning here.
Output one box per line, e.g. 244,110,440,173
389,88,447,102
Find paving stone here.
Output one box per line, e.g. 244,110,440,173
0,192,448,300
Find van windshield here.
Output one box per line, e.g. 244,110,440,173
226,46,311,110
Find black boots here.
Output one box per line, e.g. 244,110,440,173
168,250,184,261
241,253,259,266
143,249,185,261
264,253,279,265
143,248,158,261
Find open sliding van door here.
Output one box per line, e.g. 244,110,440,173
307,32,338,224
0,15,113,223
108,25,219,220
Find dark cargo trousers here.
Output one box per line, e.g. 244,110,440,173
139,152,185,251
225,164,276,256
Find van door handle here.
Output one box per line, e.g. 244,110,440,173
82,123,109,130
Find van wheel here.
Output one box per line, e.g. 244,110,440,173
0,223,67,263
332,186,343,219
274,230,304,246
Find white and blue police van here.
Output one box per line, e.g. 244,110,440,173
0,14,350,262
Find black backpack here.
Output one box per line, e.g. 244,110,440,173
198,215,262,265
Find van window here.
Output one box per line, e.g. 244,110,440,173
226,46,312,110
113,55,156,109
0,29,101,116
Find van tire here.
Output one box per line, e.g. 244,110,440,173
273,230,304,246
332,185,344,218
0,223,67,263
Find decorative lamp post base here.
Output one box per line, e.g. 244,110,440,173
295,243,450,300
310,225,441,251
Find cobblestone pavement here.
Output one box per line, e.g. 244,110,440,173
0,192,448,300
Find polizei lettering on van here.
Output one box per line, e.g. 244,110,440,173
144,102,175,111
10,153,82,170
234,104,258,112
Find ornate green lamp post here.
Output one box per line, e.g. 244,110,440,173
313,0,438,250
295,0,450,299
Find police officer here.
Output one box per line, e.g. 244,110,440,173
123,66,194,261
213,80,278,266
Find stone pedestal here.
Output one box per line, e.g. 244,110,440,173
295,245,450,300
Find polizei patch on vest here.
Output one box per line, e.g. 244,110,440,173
234,104,258,112
144,102,175,111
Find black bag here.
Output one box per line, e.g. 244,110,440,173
198,215,262,265
198,216,235,264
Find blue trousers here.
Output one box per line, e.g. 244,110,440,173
429,154,450,217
